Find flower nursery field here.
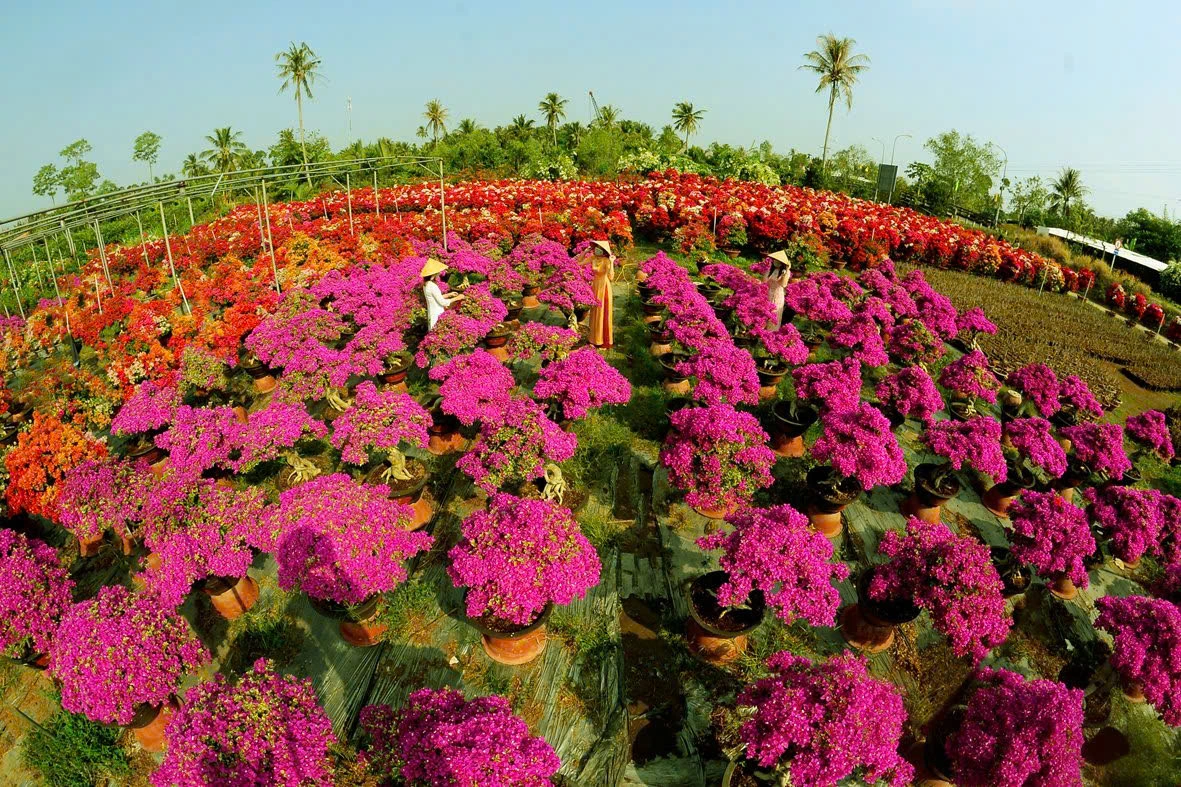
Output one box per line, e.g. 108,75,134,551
0,173,1178,787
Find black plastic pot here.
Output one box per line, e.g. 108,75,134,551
772,400,817,439
807,465,863,513
686,570,765,638
466,598,552,640
658,352,690,383
915,462,962,507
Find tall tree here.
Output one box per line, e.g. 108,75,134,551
181,154,209,178
132,131,163,180
275,41,323,186
423,100,449,143
596,104,620,129
509,114,535,137
671,102,705,149
1009,176,1049,224
456,118,479,135
1049,167,1087,222
538,92,568,146
32,164,60,205
58,139,100,201
922,130,1000,213
799,33,870,171
202,127,247,173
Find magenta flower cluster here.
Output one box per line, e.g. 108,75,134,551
236,401,327,471
359,687,560,786
1126,409,1174,459
1007,363,1061,417
416,282,508,367
812,403,908,490
456,397,576,493
676,339,760,406
111,376,181,436
938,350,1001,403
506,322,580,362
875,366,944,425
0,530,73,656
828,312,889,367
154,658,336,787
155,405,246,475
1006,492,1094,587
1059,422,1131,478
922,417,1008,482
535,346,632,419
1058,375,1103,419
1004,418,1068,478
1095,595,1181,726
57,457,153,541
737,651,913,787
885,318,945,367
539,248,596,313
449,493,600,625
246,289,350,399
330,382,431,465
260,474,434,605
697,505,848,626
782,275,855,323
946,667,1085,787
955,306,998,340
870,518,1011,662
1084,484,1163,564
431,349,515,426
792,357,863,413
660,403,775,512
902,270,961,340
49,585,210,725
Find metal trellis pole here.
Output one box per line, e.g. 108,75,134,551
439,162,448,252
261,180,279,295
346,173,354,236
29,245,44,291
254,188,267,251
187,197,196,227
94,275,103,315
373,171,380,218
158,202,191,315
135,212,151,269
3,249,25,319
93,220,113,290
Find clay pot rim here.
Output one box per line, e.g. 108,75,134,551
309,593,381,623
466,599,552,639
686,570,766,637
857,568,921,625
365,459,429,501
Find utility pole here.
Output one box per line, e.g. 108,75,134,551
888,134,912,205
988,142,1008,227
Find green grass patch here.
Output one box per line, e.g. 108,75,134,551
22,707,130,787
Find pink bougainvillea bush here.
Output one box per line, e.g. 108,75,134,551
875,365,943,425
1058,375,1103,420
57,457,154,542
1155,493,1181,568
737,651,913,787
415,282,508,368
330,381,431,465
922,416,1008,483
938,350,1001,404
1084,485,1163,564
111,376,181,436
506,322,581,363
456,397,577,494
49,585,210,724
676,339,761,407
792,357,862,414
431,349,515,426
0,530,73,656
449,493,600,626
1095,595,1181,726
154,404,246,476
258,474,433,605
1006,492,1094,588
359,687,560,787
1007,363,1060,417
234,401,327,472
955,307,997,345
1126,409,1175,459
697,505,848,627
946,667,1085,787
811,403,907,490
154,658,336,787
660,403,775,513
1059,422,1131,479
534,346,632,420
870,518,1010,661
1004,418,1067,478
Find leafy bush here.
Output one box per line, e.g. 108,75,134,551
1161,262,1181,302
22,708,130,787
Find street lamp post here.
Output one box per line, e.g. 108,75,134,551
870,137,885,201
888,134,912,204
988,142,1008,227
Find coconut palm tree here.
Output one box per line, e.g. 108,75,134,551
566,121,585,148
671,102,705,149
275,42,323,186
596,104,621,129
181,154,208,178
538,93,568,146
201,127,247,173
510,114,535,136
423,100,449,143
457,118,479,135
415,126,428,140
799,33,870,172
1049,167,1087,221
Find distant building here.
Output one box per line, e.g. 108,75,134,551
1037,226,1166,286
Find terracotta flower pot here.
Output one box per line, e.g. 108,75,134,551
1122,680,1146,704
690,501,735,520
1048,573,1078,600
685,571,765,665
366,461,432,530
381,352,413,388
203,574,260,620
310,594,387,647
427,408,465,455
521,284,541,309
902,463,961,523
77,532,103,558
128,698,178,753
127,438,166,467
253,374,277,394
805,466,861,538
770,400,817,458
659,352,691,396
755,358,789,402
990,547,1031,597
468,603,552,665
981,464,1035,518
841,569,920,654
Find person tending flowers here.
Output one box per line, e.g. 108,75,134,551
587,240,615,348
420,258,464,330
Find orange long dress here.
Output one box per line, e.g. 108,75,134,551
589,255,615,347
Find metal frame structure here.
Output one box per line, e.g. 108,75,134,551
0,155,446,317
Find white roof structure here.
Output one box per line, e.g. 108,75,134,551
1037,226,1168,273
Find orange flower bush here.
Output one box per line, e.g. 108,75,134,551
5,412,107,521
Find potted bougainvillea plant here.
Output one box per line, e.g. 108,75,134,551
1006,491,1095,600
359,687,560,786
660,403,775,519
533,345,632,421
57,456,154,556
1060,422,1131,481
1095,594,1181,720
1084,485,1162,566
926,667,1085,786
692,505,848,665
769,399,818,458
725,651,913,787
448,494,600,665
154,658,336,786
810,402,906,534
875,365,944,428
257,473,434,646
456,396,577,495
49,585,210,751
0,529,74,668
1126,409,1175,461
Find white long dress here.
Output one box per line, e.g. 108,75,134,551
424,280,449,329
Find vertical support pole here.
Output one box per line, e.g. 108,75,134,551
261,180,279,295
49,252,73,347
346,172,355,236
254,187,266,252
29,245,44,290
93,220,113,290
94,275,103,315
439,162,448,252
135,212,151,269
3,249,25,320
187,197,196,227
373,171,380,218
63,222,77,258
158,202,191,315
45,239,60,278
322,196,329,221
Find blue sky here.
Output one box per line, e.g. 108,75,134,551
2,0,1179,219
